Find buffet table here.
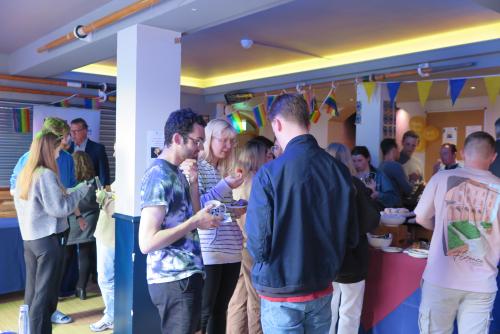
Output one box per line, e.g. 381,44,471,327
360,249,500,333
0,217,26,294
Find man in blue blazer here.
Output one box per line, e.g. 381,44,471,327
69,118,111,188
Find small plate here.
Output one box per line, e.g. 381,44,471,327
405,248,429,259
381,246,403,253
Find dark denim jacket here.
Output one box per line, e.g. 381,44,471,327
246,134,358,297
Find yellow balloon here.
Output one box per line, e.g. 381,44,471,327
423,125,440,142
409,116,426,134
415,138,426,152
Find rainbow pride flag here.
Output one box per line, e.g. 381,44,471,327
302,90,312,113
253,104,267,127
12,108,31,133
53,99,70,107
310,108,321,123
84,98,100,109
266,95,277,112
323,92,339,117
227,112,244,133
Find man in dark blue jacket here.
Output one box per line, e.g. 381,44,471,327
68,118,111,188
246,94,357,333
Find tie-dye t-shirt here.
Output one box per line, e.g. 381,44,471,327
415,167,500,293
140,159,203,284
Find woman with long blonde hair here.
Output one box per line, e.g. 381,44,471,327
197,118,245,334
326,142,380,334
14,131,89,334
227,138,272,334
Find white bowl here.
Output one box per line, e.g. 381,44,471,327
380,213,406,226
367,233,393,248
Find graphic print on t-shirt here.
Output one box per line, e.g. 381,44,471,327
444,176,500,262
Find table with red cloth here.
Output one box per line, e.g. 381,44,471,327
359,249,500,334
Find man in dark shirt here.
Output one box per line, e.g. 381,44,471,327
489,118,500,177
379,138,413,201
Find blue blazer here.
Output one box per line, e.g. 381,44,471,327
69,139,111,186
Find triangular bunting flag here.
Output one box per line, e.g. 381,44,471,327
322,91,339,117
253,104,267,128
362,82,377,102
53,99,70,107
387,82,401,106
266,95,277,112
484,76,500,105
449,79,466,105
417,81,433,107
227,112,244,134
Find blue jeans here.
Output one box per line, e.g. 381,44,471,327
96,239,115,321
260,294,332,333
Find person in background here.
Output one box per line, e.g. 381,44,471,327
246,94,356,333
271,137,283,158
196,118,245,334
415,131,499,334
65,151,99,300
248,135,274,160
432,143,462,175
139,109,221,334
398,130,424,184
379,138,413,201
68,118,111,189
90,145,116,332
227,140,272,334
352,146,400,209
10,117,83,325
14,131,89,334
326,143,380,334
488,118,500,177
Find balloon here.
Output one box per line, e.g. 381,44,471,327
423,125,440,142
415,138,426,152
409,116,426,133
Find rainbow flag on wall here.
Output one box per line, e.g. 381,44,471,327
84,98,100,109
12,108,31,133
323,92,339,117
227,112,244,133
266,95,277,112
253,104,267,127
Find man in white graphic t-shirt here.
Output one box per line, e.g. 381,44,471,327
415,131,500,334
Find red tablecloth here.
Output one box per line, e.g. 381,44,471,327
361,249,427,331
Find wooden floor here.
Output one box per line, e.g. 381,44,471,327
0,284,107,333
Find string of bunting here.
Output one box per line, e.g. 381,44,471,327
224,74,500,133
52,94,102,109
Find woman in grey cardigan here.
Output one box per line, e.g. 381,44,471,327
14,131,89,334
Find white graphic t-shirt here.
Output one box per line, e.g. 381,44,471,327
415,167,500,293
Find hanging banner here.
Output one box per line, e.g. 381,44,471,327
484,76,500,105
387,82,401,106
362,82,377,102
33,105,101,141
449,78,466,105
417,81,433,107
252,104,267,128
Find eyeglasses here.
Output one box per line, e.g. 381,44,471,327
186,136,205,147
213,136,237,146
70,127,86,135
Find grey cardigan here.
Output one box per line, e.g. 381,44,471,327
14,168,89,241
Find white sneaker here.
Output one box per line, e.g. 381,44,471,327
90,317,114,332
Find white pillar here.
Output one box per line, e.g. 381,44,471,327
355,83,385,166
115,24,181,216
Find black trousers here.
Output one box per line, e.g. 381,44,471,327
24,234,64,334
201,263,241,334
148,273,204,334
64,242,93,290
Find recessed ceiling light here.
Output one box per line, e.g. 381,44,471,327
191,8,198,12
470,86,476,90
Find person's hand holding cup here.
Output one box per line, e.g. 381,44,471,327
193,205,223,230
225,168,244,189
179,159,198,184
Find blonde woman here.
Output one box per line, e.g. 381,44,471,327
326,143,379,334
14,131,89,334
227,139,272,334
197,119,245,334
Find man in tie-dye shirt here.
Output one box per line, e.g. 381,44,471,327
139,109,222,334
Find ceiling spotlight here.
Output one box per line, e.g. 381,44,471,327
191,8,198,11
470,86,476,90
240,38,254,49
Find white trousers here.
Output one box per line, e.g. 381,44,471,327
419,280,495,334
330,280,366,334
